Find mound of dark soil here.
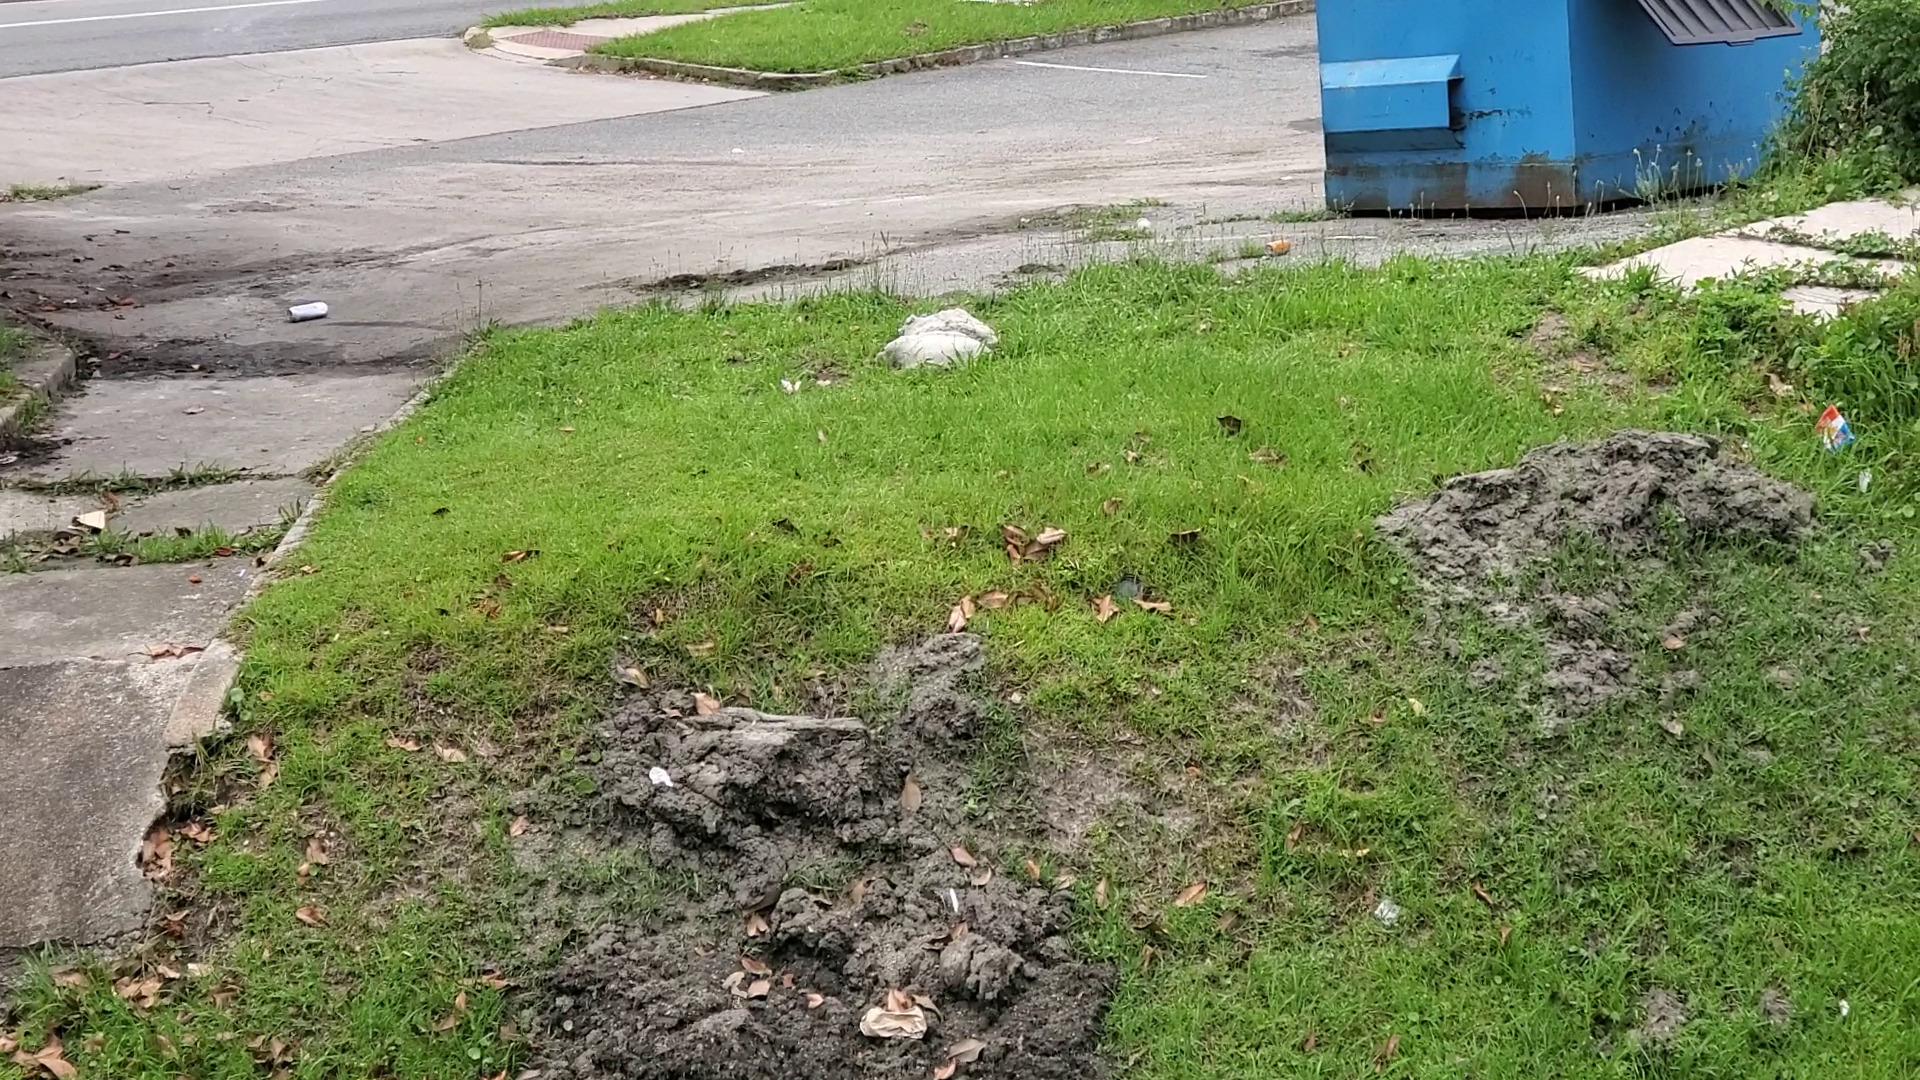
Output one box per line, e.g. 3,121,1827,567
1377,432,1814,725
532,635,1112,1080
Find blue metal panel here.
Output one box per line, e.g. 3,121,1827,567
1320,55,1462,133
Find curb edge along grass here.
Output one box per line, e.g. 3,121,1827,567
547,0,1314,88
0,329,79,446
166,379,441,751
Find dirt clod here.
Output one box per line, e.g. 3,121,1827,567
1633,987,1687,1047
535,634,1112,1080
1378,432,1813,726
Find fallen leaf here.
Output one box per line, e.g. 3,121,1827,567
1303,1031,1319,1052
806,992,826,1009
740,955,771,976
1053,872,1077,889
686,639,717,658
188,574,203,584
1285,821,1305,851
950,846,977,868
51,970,89,989
900,775,923,812
0,1035,12,1054
1139,944,1156,972
1662,634,1686,651
969,866,993,887
1407,696,1428,717
179,821,215,845
1094,878,1110,908
860,995,928,1040
1094,595,1120,623
933,1061,958,1080
385,736,421,752
434,744,468,764
780,972,794,989
947,1036,987,1064
1660,716,1685,737
851,876,874,905
72,510,107,533
22,1035,77,1080
477,970,511,990
501,550,538,564
1169,528,1202,546
1133,597,1172,614
1101,497,1123,516
433,1013,459,1032
1249,445,1287,467
1024,858,1042,882
912,993,941,1016
1035,526,1067,547
1174,882,1208,908
1471,882,1495,908
509,815,529,837
746,979,771,999
694,692,722,716
744,910,770,938
614,664,650,689
295,906,325,927
723,971,746,994
947,596,975,632
976,590,1011,610
1499,924,1513,946
559,426,576,433
1216,415,1243,436
1768,372,1795,398
140,825,173,880
1374,1034,1401,1073
247,732,274,763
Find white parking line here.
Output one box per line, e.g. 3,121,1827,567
1009,59,1207,79
0,0,326,29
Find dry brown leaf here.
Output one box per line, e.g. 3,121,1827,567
949,846,977,868
1285,821,1305,852
0,1035,13,1054
501,549,538,564
1094,878,1110,908
740,955,771,976
912,993,941,1016
477,971,510,990
385,736,420,752
746,979,771,999
722,971,746,995
969,866,993,887
744,910,770,938
509,816,529,838
693,692,723,716
947,1036,987,1064
434,744,468,764
112,977,160,1010
1499,924,1513,946
614,664,650,689
1169,528,1202,546
900,775,923,812
1139,944,1156,972
1053,872,1076,890
947,595,975,633
933,1060,958,1080
1134,597,1172,614
850,876,874,905
686,639,717,658
1661,634,1686,651
805,992,826,1009
141,825,173,880
1249,445,1287,467
1024,858,1042,882
295,905,326,927
1768,372,1795,398
305,836,330,866
1093,595,1119,623
1659,715,1686,737
179,821,215,845
257,760,281,789
976,590,1011,610
1174,882,1208,908
22,1036,77,1080
1471,882,1495,908
247,732,274,763
1374,1034,1401,1073
51,970,88,990
1100,497,1123,517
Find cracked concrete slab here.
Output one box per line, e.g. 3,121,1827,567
0,489,96,540
0,560,251,667
0,658,182,946
1738,193,1920,245
113,477,315,537
2,372,418,482
1581,235,1905,288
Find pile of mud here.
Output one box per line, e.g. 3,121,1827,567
1377,431,1814,725
532,635,1112,1080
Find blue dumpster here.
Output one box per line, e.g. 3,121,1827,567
1315,0,1821,212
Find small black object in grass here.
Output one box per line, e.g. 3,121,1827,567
1216,415,1243,436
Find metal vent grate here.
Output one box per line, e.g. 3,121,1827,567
1633,0,1799,45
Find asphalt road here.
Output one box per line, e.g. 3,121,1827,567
0,0,579,77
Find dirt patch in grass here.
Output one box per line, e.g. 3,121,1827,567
532,634,1112,1079
1378,431,1814,727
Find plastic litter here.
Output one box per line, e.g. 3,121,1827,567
879,307,998,370
1818,405,1854,452
648,766,675,788
1372,896,1401,927
288,302,329,323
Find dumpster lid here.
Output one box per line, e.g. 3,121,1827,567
1633,0,1799,45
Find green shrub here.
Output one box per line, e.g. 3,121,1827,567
1780,0,1920,184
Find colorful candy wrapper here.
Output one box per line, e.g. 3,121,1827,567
1818,405,1855,453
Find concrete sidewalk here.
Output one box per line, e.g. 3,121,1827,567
1584,194,1920,316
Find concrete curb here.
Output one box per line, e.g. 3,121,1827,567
549,0,1314,89
0,332,80,447
169,377,441,750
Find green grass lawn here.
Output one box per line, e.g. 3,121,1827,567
479,0,754,30
588,0,1275,73
0,322,24,398
7,254,1920,1078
